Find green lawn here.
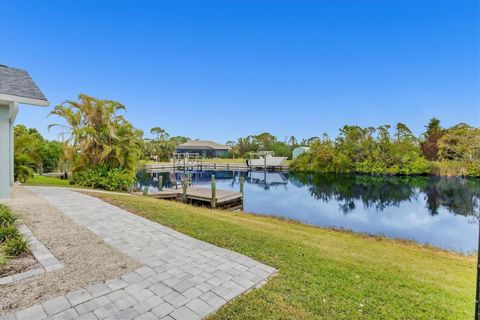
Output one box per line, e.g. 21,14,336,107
202,158,292,165
24,175,71,187
202,158,247,164
146,158,292,165
146,158,247,165
88,192,475,319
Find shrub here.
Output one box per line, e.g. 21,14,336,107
431,161,480,177
0,225,20,242
0,205,16,227
0,250,7,269
466,161,480,177
4,237,28,256
71,166,135,191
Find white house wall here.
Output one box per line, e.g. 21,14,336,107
0,104,10,198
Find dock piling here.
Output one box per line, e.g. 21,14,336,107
240,176,244,210
159,176,163,191
182,178,188,203
211,175,216,208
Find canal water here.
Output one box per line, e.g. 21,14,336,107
137,170,480,253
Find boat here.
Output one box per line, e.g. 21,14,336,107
246,151,287,168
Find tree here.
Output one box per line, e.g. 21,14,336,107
13,125,43,181
40,140,64,173
143,130,190,162
421,118,444,160
170,136,189,145
150,127,169,141
292,123,430,175
438,124,480,162
49,94,143,173
254,132,277,150
395,123,415,142
288,136,297,148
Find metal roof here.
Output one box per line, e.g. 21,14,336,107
177,140,230,150
0,65,48,106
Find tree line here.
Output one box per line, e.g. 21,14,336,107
13,94,480,192
291,119,480,176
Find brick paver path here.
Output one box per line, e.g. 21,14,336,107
3,187,276,320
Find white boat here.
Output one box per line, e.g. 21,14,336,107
247,152,287,167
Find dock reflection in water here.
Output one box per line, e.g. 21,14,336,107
137,170,480,252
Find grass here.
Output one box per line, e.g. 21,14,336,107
88,192,475,319
4,237,28,256
431,161,480,177
24,174,72,187
146,158,247,165
146,158,292,165
0,205,28,273
202,158,247,164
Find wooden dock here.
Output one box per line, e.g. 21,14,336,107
137,187,243,210
144,162,289,172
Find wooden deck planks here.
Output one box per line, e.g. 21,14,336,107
140,187,242,205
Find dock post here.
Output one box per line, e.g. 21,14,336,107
142,186,149,196
214,163,216,170
240,176,244,210
159,175,163,191
211,175,216,208
227,164,229,170
182,178,188,203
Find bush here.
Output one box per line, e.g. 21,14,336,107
0,205,16,227
431,161,480,177
71,166,135,191
0,225,20,242
466,161,480,177
4,237,28,256
0,251,7,269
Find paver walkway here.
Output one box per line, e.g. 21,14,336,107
3,187,276,320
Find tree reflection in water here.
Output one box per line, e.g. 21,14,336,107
290,173,480,217
137,170,480,218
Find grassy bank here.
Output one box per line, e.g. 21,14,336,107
146,158,247,165
291,159,480,177
88,192,475,319
25,175,98,190
146,158,292,165
202,158,247,164
431,161,480,177
201,158,292,165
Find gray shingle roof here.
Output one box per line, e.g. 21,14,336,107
177,140,230,150
0,65,48,102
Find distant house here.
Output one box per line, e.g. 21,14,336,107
176,140,230,158
292,146,310,159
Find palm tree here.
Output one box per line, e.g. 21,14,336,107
13,125,43,181
49,94,142,173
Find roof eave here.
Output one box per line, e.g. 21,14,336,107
0,93,49,107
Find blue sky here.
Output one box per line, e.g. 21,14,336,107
1,0,478,142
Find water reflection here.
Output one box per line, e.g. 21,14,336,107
137,170,479,252
292,173,480,218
